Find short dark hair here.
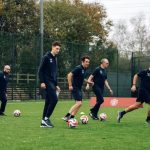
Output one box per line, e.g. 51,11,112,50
52,41,61,47
81,56,90,62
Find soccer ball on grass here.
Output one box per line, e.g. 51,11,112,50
80,115,89,124
13,109,21,117
67,118,78,128
99,113,107,121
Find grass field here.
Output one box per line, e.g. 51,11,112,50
0,100,149,150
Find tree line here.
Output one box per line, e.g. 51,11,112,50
0,0,122,76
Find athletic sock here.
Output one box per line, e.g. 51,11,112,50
65,113,71,117
44,117,48,120
121,111,126,116
70,115,74,119
90,109,93,113
146,116,150,121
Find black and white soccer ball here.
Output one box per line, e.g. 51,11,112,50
13,109,21,117
99,113,107,121
80,115,89,124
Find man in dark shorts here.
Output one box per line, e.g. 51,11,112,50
117,66,150,124
86,58,113,119
62,56,93,121
38,41,61,128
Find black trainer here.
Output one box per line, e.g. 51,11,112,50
117,111,124,123
145,120,150,124
40,123,47,128
89,112,99,120
0,112,6,116
41,119,54,128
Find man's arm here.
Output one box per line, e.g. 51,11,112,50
38,56,47,89
85,75,94,90
131,74,138,92
0,71,2,76
67,72,73,91
105,80,113,95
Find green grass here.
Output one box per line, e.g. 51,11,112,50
0,100,150,150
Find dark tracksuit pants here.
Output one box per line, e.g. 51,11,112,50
0,91,7,113
42,83,58,119
90,85,104,116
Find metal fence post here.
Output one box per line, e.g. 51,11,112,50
116,49,119,97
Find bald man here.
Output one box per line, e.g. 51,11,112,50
0,65,11,116
86,58,113,119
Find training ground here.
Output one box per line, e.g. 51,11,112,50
0,100,149,150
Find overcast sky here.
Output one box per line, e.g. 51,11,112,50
83,0,150,23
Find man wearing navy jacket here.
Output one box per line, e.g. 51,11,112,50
0,65,11,116
38,41,61,128
86,58,113,120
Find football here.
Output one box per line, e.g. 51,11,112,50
13,109,21,117
99,113,107,121
80,115,89,124
67,118,78,128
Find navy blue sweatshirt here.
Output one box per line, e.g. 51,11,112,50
0,71,9,92
38,52,58,86
92,67,107,90
138,69,150,91
71,65,86,90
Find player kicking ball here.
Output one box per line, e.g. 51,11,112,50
117,66,150,124
62,56,93,122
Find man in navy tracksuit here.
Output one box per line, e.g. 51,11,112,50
0,65,11,116
38,41,61,128
86,58,113,119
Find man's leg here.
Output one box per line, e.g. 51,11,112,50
62,90,82,121
45,91,58,118
41,90,51,127
117,102,142,123
146,103,150,124
41,85,58,128
42,93,50,119
69,101,82,116
0,92,7,115
90,87,104,119
62,101,82,121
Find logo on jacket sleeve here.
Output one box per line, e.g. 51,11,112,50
50,58,53,63
100,70,103,74
82,70,85,74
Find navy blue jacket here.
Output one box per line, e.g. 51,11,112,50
38,52,58,86
0,71,9,92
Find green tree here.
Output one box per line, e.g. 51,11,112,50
0,0,40,74
42,0,114,76
44,0,112,43
0,0,39,34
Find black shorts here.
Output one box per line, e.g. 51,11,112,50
92,85,104,103
136,88,150,104
72,89,82,101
